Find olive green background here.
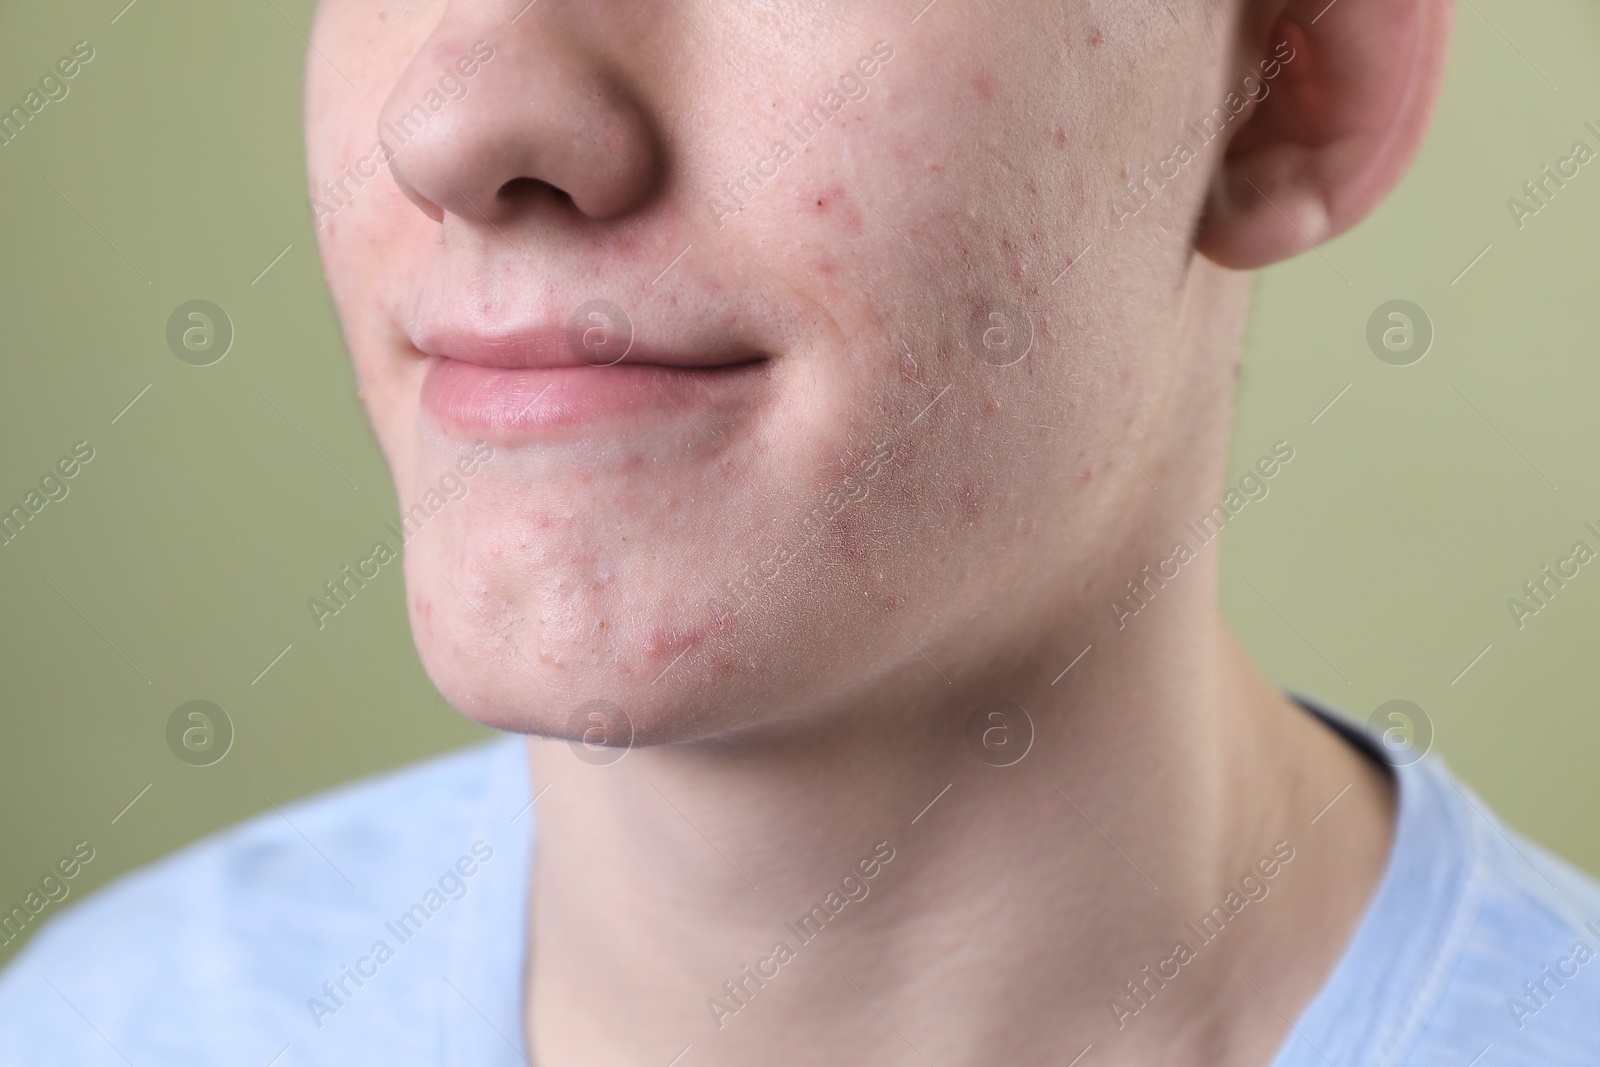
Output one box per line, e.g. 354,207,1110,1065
2,0,1597,965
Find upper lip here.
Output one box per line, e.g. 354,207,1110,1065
413,323,766,370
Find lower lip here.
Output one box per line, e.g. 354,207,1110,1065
419,356,768,441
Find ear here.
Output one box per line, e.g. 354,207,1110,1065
1193,0,1456,271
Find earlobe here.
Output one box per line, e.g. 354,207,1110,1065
1193,0,1456,271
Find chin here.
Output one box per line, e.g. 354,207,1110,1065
404,590,805,749
394,489,811,747
373,348,913,746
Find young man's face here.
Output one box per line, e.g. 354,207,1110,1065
306,1,1242,742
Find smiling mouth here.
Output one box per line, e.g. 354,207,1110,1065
413,324,771,443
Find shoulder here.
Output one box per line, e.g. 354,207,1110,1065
0,737,529,1066
1276,697,1600,1067
1300,750,1600,1067
1403,766,1600,1064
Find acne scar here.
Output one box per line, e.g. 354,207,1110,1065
971,72,996,102
1088,27,1104,48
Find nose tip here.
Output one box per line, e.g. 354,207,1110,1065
377,32,662,226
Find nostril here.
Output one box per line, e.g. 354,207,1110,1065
497,176,573,210
376,31,662,227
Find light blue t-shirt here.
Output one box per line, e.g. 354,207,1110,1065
2,699,1598,1065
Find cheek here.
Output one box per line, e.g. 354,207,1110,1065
305,4,438,286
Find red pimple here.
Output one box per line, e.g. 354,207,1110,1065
645,621,705,662
809,182,851,219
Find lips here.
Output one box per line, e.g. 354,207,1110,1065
413,322,769,442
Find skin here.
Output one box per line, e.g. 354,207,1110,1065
306,0,1454,1063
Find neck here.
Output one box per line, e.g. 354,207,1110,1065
521,592,1394,1065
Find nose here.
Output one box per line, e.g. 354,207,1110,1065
377,15,663,225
